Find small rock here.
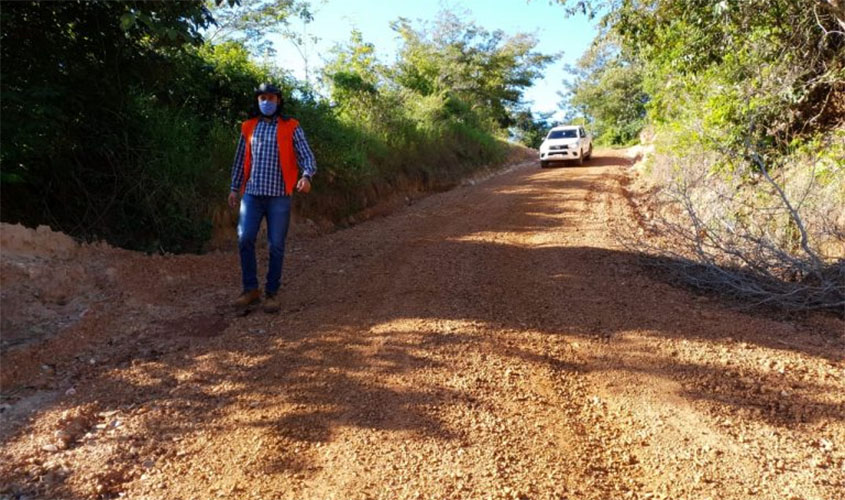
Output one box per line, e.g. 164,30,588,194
818,438,833,451
41,444,59,452
65,387,77,396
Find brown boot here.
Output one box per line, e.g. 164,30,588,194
233,289,261,308
263,293,280,314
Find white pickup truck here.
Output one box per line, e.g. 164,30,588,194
539,125,593,167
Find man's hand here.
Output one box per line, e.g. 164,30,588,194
296,177,312,194
228,191,239,209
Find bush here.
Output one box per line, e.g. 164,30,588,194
629,128,845,313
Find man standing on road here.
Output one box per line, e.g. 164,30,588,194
228,83,316,313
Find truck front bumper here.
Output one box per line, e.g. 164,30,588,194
540,149,581,160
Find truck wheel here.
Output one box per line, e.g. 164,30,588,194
577,150,584,166
541,161,549,168
586,144,593,160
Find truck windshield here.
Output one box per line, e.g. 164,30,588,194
548,129,578,139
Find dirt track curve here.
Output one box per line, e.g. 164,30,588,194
2,149,843,500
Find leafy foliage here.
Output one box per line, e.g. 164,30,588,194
391,12,557,130
511,109,556,149
0,1,279,252
555,0,845,311
205,0,319,82
1,3,551,252
560,0,845,149
561,35,647,145
318,14,555,187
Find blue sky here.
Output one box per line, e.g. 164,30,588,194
265,0,599,121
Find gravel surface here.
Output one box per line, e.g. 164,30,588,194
1,149,843,499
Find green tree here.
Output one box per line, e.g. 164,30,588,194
391,12,557,130
206,0,318,81
511,109,555,148
557,0,844,150
561,35,647,145
0,0,270,251
323,29,386,116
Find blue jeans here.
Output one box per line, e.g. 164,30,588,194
238,194,291,295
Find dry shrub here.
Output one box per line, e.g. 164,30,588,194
628,131,844,314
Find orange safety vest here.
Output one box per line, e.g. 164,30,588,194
240,116,300,196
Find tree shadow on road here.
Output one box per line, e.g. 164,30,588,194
2,150,842,498
538,151,634,170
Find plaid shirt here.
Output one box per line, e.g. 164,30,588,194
230,117,317,196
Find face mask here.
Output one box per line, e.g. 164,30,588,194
259,100,277,116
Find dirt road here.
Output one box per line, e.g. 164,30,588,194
2,150,843,499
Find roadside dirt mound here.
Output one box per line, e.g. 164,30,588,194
0,224,127,353
1,223,81,258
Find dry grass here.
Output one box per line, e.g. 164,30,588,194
625,131,845,314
